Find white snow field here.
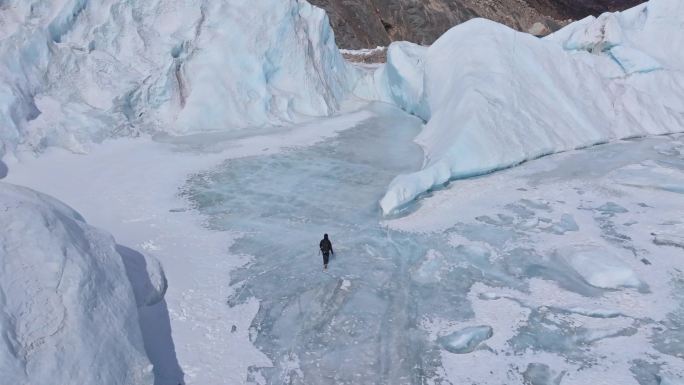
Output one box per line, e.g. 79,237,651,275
375,0,684,214
0,0,355,158
0,182,172,385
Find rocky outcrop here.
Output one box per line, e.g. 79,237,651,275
309,0,643,48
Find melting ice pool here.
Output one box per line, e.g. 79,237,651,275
183,105,684,385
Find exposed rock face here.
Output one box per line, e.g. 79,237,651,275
309,0,643,48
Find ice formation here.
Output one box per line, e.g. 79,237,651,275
380,42,429,119
438,325,494,354
0,0,355,158
558,245,641,289
377,0,684,214
522,363,565,385
0,182,167,385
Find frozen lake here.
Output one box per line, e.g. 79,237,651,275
184,104,684,385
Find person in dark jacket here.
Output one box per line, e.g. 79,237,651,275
319,234,334,270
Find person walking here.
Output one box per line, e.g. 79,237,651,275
319,234,334,270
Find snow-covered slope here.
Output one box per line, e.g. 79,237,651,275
0,182,167,385
0,0,354,158
376,0,684,214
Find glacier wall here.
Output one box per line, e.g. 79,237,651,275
0,182,169,385
0,0,355,157
377,0,684,214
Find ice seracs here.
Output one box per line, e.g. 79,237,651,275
0,0,356,159
381,42,429,119
376,0,684,215
0,182,169,385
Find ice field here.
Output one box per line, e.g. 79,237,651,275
183,103,684,385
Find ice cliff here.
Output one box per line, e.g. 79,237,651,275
0,0,354,158
0,182,169,385
376,0,684,214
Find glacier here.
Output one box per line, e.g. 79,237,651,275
0,0,355,158
376,0,684,214
0,182,174,385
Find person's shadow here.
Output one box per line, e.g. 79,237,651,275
116,245,184,385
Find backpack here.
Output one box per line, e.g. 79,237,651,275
320,239,331,252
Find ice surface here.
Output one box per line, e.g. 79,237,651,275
0,182,173,385
385,131,684,384
373,0,684,214
180,99,684,384
6,101,679,384
184,103,439,384
437,325,493,354
660,375,684,385
0,0,356,158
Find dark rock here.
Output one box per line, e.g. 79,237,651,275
309,0,643,49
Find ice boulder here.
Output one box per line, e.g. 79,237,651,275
0,0,356,158
558,245,641,289
116,245,168,307
437,325,493,354
382,42,430,120
548,0,684,71
608,45,663,75
411,249,447,284
377,0,684,215
548,6,667,75
522,363,565,385
0,182,168,385
562,13,624,52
